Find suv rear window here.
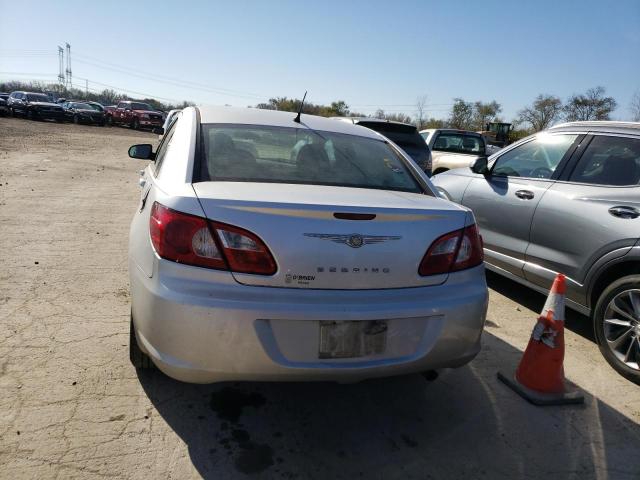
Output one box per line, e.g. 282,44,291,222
199,124,423,193
433,133,485,154
356,121,429,167
26,93,51,102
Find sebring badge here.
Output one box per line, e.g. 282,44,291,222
304,233,401,248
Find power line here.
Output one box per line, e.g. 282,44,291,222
72,51,268,100
72,57,266,101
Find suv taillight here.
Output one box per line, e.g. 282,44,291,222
149,202,276,275
419,224,483,276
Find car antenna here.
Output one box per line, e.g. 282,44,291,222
293,91,307,123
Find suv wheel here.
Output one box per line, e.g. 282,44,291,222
129,315,154,370
594,275,640,385
27,109,34,120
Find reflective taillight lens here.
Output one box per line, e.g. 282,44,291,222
419,224,483,276
149,202,277,275
150,202,226,270
213,222,277,275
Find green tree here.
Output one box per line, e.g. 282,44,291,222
448,98,474,129
564,86,617,121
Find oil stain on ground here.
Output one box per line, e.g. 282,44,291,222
210,388,274,474
210,387,267,423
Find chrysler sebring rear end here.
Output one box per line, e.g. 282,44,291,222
128,106,488,383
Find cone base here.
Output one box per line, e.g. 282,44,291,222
497,371,584,406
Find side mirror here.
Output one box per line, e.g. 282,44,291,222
152,127,164,135
471,156,489,175
128,144,155,160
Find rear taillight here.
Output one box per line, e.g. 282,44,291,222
213,222,277,275
149,202,276,275
419,224,483,276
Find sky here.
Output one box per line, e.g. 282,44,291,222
0,0,638,121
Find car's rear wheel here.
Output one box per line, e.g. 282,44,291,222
594,275,640,385
129,315,154,369
132,118,139,130
27,109,35,120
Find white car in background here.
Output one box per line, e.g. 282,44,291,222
421,129,493,175
127,106,488,384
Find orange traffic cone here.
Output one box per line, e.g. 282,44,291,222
497,274,584,405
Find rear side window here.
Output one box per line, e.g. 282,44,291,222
433,133,485,154
492,134,578,179
569,135,640,186
199,124,423,193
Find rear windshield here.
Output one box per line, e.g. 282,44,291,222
27,94,51,102
433,133,485,154
130,102,153,111
199,124,423,193
356,122,429,166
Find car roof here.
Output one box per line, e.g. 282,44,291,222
197,106,382,140
549,121,640,135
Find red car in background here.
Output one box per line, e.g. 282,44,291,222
104,100,164,130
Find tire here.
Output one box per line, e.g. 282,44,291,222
132,118,139,130
27,109,34,120
129,315,154,370
593,275,640,385
106,115,113,126
9,108,14,117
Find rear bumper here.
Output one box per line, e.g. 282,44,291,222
130,257,488,383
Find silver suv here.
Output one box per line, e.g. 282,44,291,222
433,121,640,384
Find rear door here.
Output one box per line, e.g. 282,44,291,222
461,132,581,277
524,133,640,300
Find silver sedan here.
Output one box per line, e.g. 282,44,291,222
127,106,488,383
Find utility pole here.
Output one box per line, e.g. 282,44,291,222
85,79,88,95
57,46,65,86
65,43,72,89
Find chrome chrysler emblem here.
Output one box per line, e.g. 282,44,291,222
304,233,401,248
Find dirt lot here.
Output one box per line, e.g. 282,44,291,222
0,117,639,479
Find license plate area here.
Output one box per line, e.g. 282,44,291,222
318,320,387,359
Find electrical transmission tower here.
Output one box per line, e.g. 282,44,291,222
58,46,65,85
65,43,72,89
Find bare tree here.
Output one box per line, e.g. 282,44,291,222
630,90,640,122
415,95,428,130
517,94,563,131
564,86,617,121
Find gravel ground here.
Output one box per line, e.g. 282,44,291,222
0,117,639,479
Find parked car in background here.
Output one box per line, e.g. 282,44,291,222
7,91,65,121
126,106,487,383
334,118,432,175
0,93,9,116
433,121,640,384
61,101,106,125
86,101,105,113
104,100,164,130
421,129,490,175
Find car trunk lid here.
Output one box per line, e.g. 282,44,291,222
193,182,468,289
